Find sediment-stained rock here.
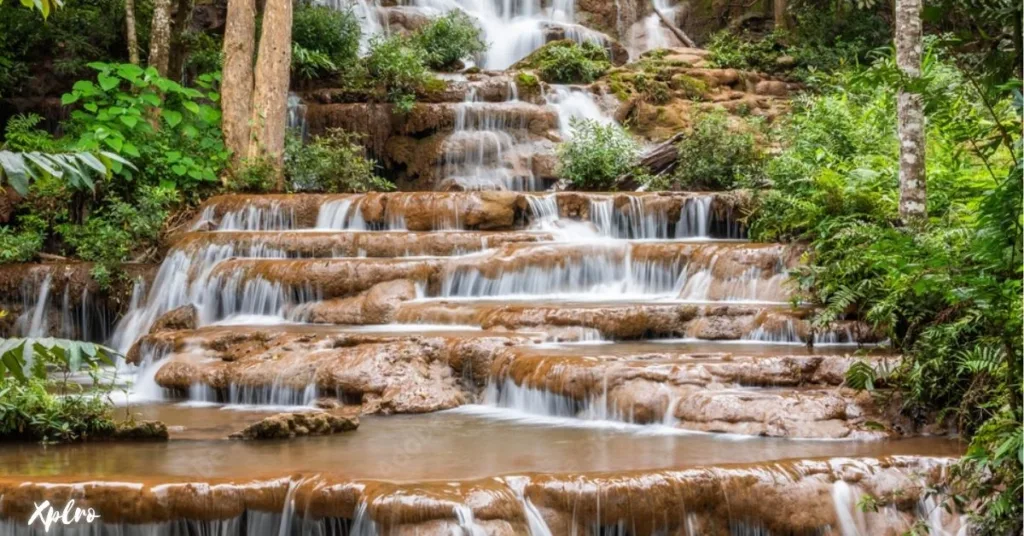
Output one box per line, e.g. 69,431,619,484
150,304,197,334
293,279,418,325
0,457,964,534
229,412,358,440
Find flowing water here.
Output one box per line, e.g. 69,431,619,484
0,5,969,534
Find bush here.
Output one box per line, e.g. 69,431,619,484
366,35,432,112
556,118,639,190
746,55,1022,532
413,11,487,70
0,222,43,263
664,111,763,190
59,185,176,287
0,376,116,442
228,156,277,193
522,40,609,84
292,3,361,69
285,129,394,193
292,43,338,80
62,63,227,195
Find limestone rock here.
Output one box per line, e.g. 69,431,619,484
111,420,170,441
230,412,359,440
150,304,197,334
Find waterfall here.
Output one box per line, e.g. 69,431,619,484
286,92,308,140
545,85,615,139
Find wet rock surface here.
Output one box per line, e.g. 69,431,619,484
229,412,358,440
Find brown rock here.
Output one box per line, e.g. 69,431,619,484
150,305,197,334
229,412,358,440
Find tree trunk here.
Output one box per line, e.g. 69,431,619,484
895,0,926,223
248,0,292,190
125,0,140,65
221,0,257,174
167,0,196,81
773,0,787,31
148,0,174,76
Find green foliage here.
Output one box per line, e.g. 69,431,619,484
366,35,432,112
2,114,61,152
62,62,227,190
58,185,176,285
0,221,43,262
655,111,763,191
292,43,338,80
228,156,276,193
292,2,360,69
2,0,64,19
0,0,129,97
0,337,116,383
521,40,609,84
413,10,487,70
285,129,393,193
0,337,119,443
0,149,129,196
557,118,639,190
746,52,1022,531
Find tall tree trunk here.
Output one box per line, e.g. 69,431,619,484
221,0,257,174
248,0,292,190
125,0,140,65
148,0,174,76
167,0,196,81
895,0,926,223
773,0,788,31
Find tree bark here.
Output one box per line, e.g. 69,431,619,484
773,0,788,31
248,0,292,189
895,0,926,223
125,0,140,65
651,1,696,48
221,0,257,174
167,0,196,81
148,0,174,76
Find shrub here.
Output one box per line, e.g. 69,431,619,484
0,376,116,442
285,129,394,193
556,118,639,190
0,221,44,263
523,40,609,84
292,3,361,69
292,43,338,80
59,185,176,287
665,111,764,191
366,35,432,112
413,11,487,70
228,156,277,193
61,63,227,193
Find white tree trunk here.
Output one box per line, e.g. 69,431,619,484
221,0,256,173
148,0,174,76
248,0,292,189
895,0,926,222
125,0,140,65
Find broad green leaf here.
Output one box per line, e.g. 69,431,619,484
162,109,183,128
61,93,79,105
98,73,120,91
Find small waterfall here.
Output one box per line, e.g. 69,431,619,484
545,85,615,139
20,272,52,337
316,198,370,230
286,92,308,140
192,202,295,231
441,83,539,191
586,195,743,239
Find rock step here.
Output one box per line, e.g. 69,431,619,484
190,241,799,310
131,325,892,438
0,458,965,534
394,300,878,343
188,191,748,236
171,230,554,258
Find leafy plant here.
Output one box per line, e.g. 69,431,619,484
229,156,277,193
413,10,487,70
519,40,610,84
658,111,763,191
61,62,227,189
365,35,432,112
556,117,639,190
292,2,360,69
0,337,116,383
292,43,338,80
0,149,130,196
285,128,393,193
